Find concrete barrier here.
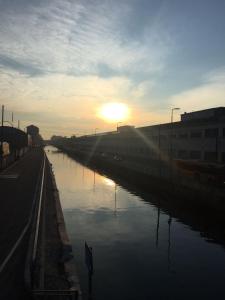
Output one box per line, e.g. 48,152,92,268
48,161,82,299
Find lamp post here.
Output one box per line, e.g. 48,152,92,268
170,108,180,157
170,108,180,182
171,107,180,124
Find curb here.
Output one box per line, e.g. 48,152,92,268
48,160,82,299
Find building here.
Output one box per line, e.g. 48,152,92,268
27,125,39,136
27,125,42,147
73,107,225,164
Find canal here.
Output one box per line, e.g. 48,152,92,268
45,146,225,300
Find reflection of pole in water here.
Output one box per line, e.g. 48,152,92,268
93,170,96,192
85,242,94,300
88,272,93,300
82,166,85,183
114,184,117,216
168,215,172,272
155,206,161,248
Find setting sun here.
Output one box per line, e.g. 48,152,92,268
98,102,129,122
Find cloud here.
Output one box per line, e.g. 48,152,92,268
0,0,171,78
0,54,45,77
169,69,225,113
0,71,142,136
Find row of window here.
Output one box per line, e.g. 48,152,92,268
177,150,225,162
79,143,225,163
137,149,222,162
163,128,223,139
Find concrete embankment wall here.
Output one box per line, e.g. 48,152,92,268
48,159,82,296
55,145,225,213
29,153,82,299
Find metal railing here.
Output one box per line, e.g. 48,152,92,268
33,289,79,299
25,152,81,299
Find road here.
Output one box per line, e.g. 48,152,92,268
0,148,44,299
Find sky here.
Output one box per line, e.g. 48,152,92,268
0,0,225,138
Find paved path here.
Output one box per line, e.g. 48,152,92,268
0,148,44,299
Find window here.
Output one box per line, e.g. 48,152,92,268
178,150,188,159
171,149,176,158
190,150,201,159
190,131,202,138
204,152,217,162
205,128,218,138
159,135,167,140
178,133,188,139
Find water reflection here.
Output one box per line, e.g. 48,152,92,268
45,146,225,300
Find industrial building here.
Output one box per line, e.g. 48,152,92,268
73,107,225,164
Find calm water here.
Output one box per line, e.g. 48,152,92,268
45,146,225,300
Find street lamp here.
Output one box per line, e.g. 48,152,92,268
171,107,180,124
170,108,180,157
170,108,180,181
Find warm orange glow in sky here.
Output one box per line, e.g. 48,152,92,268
98,102,130,123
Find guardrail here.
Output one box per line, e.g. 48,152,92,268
25,152,80,299
33,289,79,299
24,151,46,291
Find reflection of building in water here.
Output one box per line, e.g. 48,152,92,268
102,177,115,186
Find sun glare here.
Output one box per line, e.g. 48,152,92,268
99,102,129,122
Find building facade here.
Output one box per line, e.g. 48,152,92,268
73,107,225,165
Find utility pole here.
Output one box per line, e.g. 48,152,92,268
1,105,4,169
1,105,4,127
18,120,20,129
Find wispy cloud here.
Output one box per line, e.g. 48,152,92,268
0,0,170,77
0,54,45,77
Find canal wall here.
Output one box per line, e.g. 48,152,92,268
49,160,82,296
26,151,82,299
53,145,225,214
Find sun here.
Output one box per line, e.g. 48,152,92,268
99,102,129,122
